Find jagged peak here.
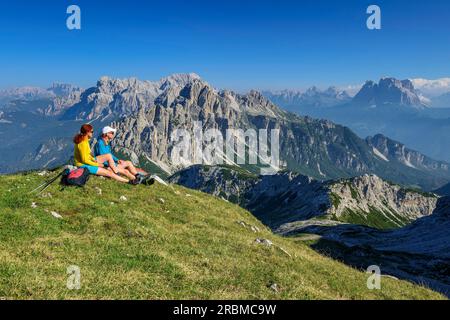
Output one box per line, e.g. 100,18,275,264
354,77,424,107
162,72,201,83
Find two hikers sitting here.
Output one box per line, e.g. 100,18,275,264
73,124,147,185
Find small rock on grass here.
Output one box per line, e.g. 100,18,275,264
237,221,260,233
51,211,63,219
31,202,38,209
255,238,273,247
268,283,279,293
119,195,127,201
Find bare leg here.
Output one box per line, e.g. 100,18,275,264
96,167,129,183
136,168,148,175
111,166,135,180
96,154,119,174
118,160,139,176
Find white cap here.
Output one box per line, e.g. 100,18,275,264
102,126,117,135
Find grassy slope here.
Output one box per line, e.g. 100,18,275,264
0,171,445,300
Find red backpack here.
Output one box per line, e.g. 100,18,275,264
61,168,90,187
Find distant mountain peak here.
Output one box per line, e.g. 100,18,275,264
47,83,82,97
262,86,351,109
353,77,425,108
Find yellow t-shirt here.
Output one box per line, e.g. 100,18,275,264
74,138,98,167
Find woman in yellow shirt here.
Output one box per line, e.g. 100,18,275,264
73,124,137,184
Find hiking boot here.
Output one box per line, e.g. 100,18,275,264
128,178,140,185
142,176,155,186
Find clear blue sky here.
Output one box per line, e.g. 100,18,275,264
0,0,449,91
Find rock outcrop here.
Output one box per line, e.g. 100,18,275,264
169,165,438,230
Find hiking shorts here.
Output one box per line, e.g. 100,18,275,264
80,164,99,175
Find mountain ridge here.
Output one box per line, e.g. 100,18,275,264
169,165,439,230
1,74,450,191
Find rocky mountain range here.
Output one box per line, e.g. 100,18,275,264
265,77,450,163
169,164,449,296
169,165,438,230
0,83,82,111
1,74,450,191
60,73,202,121
109,76,450,190
262,86,351,111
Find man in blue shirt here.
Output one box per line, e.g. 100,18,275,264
94,126,147,179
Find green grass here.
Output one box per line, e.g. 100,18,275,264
336,205,413,230
0,171,445,300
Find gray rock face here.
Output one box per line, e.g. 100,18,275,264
93,75,450,190
353,78,424,107
169,165,438,230
61,73,201,120
366,133,450,172
110,78,290,173
328,175,437,226
41,84,83,116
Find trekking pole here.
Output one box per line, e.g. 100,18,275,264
29,170,65,194
29,158,73,195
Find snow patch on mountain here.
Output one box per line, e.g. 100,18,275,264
372,147,389,162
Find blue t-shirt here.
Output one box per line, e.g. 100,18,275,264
94,138,119,163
